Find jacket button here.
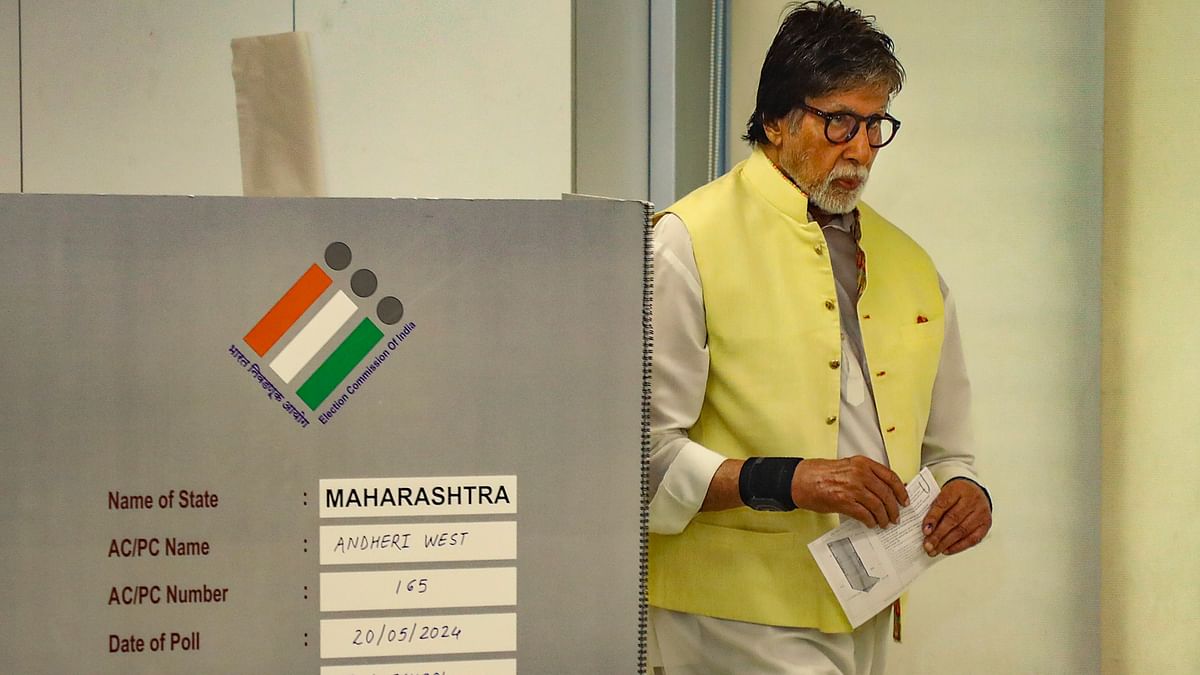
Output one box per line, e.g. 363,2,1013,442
825,299,836,311
814,243,824,255
829,360,840,369
826,415,838,425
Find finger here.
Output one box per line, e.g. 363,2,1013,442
942,515,990,555
928,501,990,555
862,473,902,525
935,491,991,544
846,503,878,529
943,522,990,555
923,490,962,536
941,505,992,554
844,488,885,528
858,490,890,529
869,462,909,508
924,500,967,555
933,511,983,555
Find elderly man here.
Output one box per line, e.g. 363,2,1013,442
647,2,992,673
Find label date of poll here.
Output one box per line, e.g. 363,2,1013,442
108,489,219,510
352,621,463,648
109,631,200,653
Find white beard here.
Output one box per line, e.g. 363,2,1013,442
804,163,870,214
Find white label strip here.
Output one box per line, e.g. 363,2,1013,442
320,659,517,675
320,613,516,660
320,476,517,518
320,522,517,566
270,290,358,383
320,567,516,612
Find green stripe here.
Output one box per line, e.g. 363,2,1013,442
297,318,385,410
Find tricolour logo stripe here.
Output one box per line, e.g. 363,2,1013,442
296,318,385,410
269,290,359,384
244,264,332,357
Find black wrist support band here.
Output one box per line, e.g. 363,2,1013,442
738,457,803,512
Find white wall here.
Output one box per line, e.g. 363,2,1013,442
299,2,571,198
21,1,286,195
728,2,1103,672
574,0,650,202
0,0,19,193
5,1,573,198
1102,1,1200,672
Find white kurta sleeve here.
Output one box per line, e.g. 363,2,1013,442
921,277,985,492
649,214,727,535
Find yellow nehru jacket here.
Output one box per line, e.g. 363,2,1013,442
648,148,945,632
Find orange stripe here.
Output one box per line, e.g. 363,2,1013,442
244,264,332,356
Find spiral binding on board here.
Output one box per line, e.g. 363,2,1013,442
638,201,655,675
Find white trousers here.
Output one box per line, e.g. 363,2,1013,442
649,606,891,675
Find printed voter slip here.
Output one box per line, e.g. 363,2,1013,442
808,468,941,628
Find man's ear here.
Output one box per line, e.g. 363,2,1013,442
762,116,784,146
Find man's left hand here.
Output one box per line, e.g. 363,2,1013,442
922,479,991,556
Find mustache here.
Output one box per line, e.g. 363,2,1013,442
828,164,870,182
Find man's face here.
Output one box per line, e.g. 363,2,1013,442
763,85,891,214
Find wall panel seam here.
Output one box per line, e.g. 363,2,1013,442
17,0,23,192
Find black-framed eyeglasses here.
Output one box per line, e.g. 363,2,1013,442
797,103,901,148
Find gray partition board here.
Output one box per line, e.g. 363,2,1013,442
0,194,650,674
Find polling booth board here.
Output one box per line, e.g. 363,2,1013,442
0,194,650,674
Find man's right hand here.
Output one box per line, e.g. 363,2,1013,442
790,456,909,528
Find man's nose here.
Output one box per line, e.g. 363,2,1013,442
843,126,875,164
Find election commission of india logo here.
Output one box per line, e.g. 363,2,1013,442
227,242,415,428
